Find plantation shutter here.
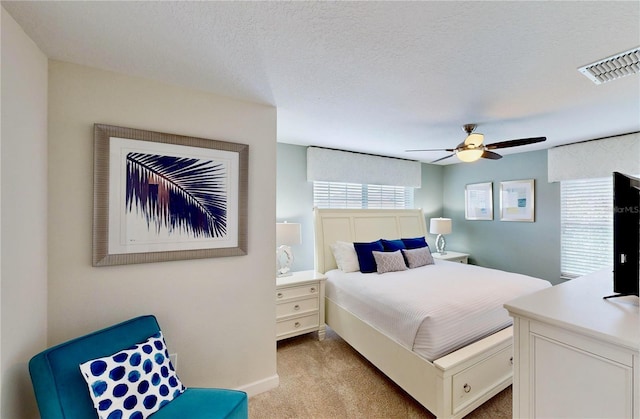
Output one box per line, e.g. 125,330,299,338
313,181,413,209
364,184,414,209
313,182,364,208
560,177,613,278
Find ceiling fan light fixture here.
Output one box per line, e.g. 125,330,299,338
456,148,484,162
464,133,484,147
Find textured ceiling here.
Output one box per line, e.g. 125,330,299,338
3,1,639,164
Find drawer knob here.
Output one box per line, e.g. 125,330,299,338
510,356,514,365
310,287,316,293
294,304,300,311
463,383,471,393
277,292,283,299
294,322,301,328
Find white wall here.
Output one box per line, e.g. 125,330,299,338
47,61,278,394
1,7,49,418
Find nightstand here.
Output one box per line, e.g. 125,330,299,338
432,251,469,264
276,270,327,341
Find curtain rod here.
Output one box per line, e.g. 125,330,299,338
549,130,640,149
307,146,419,163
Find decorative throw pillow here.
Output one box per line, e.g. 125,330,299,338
373,250,408,274
402,246,434,268
381,239,406,252
330,241,360,272
401,236,428,250
79,332,185,419
353,240,384,273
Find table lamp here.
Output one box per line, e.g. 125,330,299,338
429,218,452,254
276,222,302,277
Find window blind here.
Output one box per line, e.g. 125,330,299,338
313,181,414,209
560,177,613,278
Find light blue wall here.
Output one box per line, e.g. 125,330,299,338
276,143,315,271
414,162,445,249
276,143,445,270
442,150,562,284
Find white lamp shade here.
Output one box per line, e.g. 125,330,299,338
429,218,452,235
276,222,302,245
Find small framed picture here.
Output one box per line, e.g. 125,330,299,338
500,179,535,222
465,182,493,220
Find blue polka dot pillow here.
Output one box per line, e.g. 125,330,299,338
79,332,185,419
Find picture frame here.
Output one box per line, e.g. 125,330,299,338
93,124,248,266
500,179,535,222
465,182,493,220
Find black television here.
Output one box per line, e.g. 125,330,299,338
604,171,640,299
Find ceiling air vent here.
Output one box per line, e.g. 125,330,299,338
578,46,640,85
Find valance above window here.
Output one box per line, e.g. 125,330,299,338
306,147,422,188
548,132,640,182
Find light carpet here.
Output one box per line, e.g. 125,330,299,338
249,328,511,418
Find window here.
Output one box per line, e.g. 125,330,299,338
313,181,414,209
560,176,613,278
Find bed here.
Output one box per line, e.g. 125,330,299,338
313,208,551,418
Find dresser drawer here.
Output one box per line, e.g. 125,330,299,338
276,283,319,302
276,313,320,338
451,346,512,414
276,297,319,319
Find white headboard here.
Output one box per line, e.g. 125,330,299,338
313,208,428,274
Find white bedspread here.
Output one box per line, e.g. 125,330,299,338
325,260,551,361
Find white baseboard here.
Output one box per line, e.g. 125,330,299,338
237,373,279,397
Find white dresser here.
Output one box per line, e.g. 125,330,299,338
505,269,639,418
276,270,327,341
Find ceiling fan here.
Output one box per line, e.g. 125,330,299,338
406,124,546,163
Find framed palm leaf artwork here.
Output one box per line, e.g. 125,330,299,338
93,124,248,266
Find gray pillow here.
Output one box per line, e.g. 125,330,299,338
372,250,408,274
402,247,434,268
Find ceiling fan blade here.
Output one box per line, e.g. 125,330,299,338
430,154,455,163
485,137,546,150
405,148,454,152
481,150,502,160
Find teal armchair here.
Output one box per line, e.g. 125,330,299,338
29,315,247,419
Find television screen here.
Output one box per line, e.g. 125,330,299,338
608,172,640,298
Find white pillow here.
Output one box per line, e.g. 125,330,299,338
372,250,408,274
402,246,434,268
330,241,360,272
79,331,185,419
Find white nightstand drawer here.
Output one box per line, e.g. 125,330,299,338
276,313,319,338
447,255,468,264
275,283,319,302
276,270,327,341
276,297,319,319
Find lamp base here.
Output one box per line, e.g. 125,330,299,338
276,245,294,277
435,234,447,255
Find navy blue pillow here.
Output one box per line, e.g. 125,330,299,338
353,240,384,273
401,236,428,250
381,239,406,252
